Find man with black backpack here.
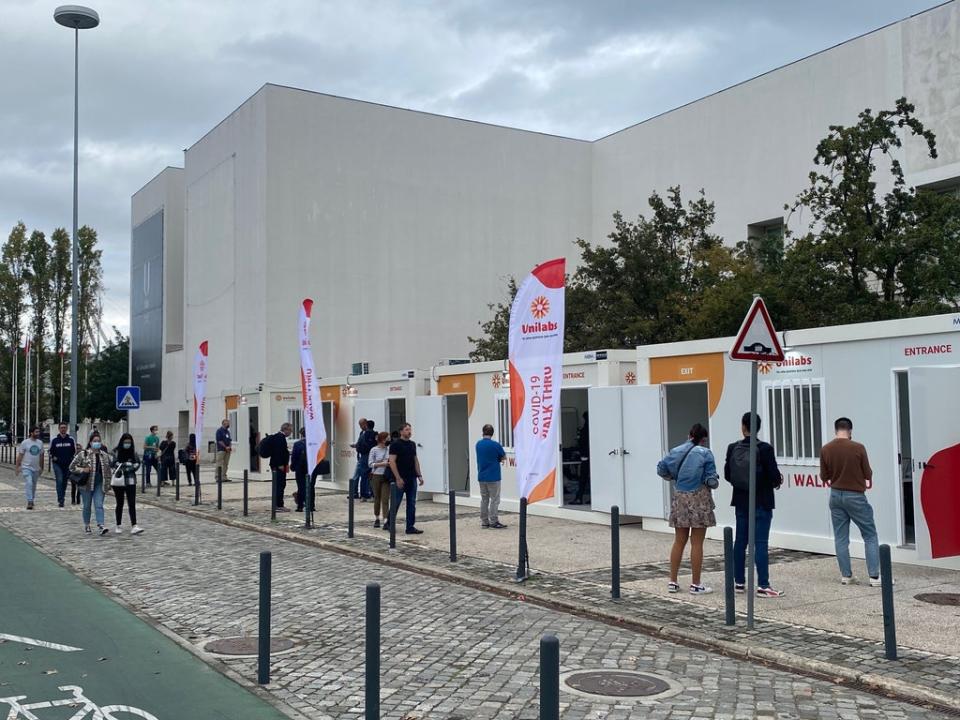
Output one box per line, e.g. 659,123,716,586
724,412,784,598
259,422,293,512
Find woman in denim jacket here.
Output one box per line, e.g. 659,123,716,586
657,423,718,595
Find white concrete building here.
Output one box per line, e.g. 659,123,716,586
130,2,960,471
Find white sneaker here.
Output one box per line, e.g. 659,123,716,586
869,576,895,587
115,526,123,535
689,584,713,595
131,525,144,535
840,576,856,585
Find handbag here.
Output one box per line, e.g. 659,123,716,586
70,470,90,487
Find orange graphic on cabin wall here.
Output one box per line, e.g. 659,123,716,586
437,374,476,417
649,352,725,416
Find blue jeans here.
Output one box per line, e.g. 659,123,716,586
81,476,106,527
142,452,158,486
734,506,773,588
53,464,69,505
830,489,880,578
352,457,372,498
22,468,40,503
391,479,418,531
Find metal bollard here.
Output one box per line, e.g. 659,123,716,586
539,635,560,720
175,466,180,501
194,472,200,506
156,469,161,497
610,505,621,600
516,498,529,581
724,526,735,626
217,466,222,510
258,550,272,684
365,583,380,720
305,475,313,530
348,478,356,538
449,490,458,562
243,469,249,516
271,469,277,521
880,544,897,660
388,484,397,550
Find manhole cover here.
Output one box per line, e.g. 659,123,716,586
915,592,960,606
564,670,672,697
203,637,295,655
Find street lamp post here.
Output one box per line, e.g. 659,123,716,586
54,5,99,435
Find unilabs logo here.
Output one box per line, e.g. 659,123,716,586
759,353,813,375
531,295,550,319
522,295,559,335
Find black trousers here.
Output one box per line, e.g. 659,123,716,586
273,468,287,507
113,485,137,526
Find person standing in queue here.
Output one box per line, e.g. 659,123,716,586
264,423,293,512
158,431,177,486
111,433,143,535
367,432,391,528
70,432,111,535
183,433,200,496
656,423,718,595
49,422,77,508
215,418,232,482
475,424,506,529
291,428,308,512
388,423,424,534
141,425,160,489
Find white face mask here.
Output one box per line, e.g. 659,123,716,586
91,441,101,450
122,443,132,449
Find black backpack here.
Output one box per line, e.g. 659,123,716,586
357,429,377,456
728,442,751,491
257,434,273,459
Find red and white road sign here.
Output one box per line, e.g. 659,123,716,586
729,297,784,362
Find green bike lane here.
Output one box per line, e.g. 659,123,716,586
0,526,290,719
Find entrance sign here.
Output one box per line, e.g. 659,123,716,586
115,386,141,411
508,258,566,503
298,300,328,472
193,342,208,455
729,297,785,362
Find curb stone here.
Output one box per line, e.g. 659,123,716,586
141,496,960,715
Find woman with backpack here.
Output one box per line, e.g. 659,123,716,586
69,431,111,536
158,431,177,487
656,423,719,595
111,433,143,535
182,433,200,494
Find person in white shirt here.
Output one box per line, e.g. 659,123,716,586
16,426,45,510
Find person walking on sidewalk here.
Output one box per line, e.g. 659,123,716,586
368,432,390,528
657,423,718,595
475,424,506,529
821,417,884,587
141,425,160,488
49,422,77,508
388,423,424,534
16,426,45,510
263,423,293,512
70,432,111,535
158,431,177,486
724,412,784,598
111,433,143,535
215,418,232,482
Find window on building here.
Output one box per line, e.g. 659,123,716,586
764,380,824,464
351,361,370,376
747,218,785,267
496,395,514,450
286,408,303,436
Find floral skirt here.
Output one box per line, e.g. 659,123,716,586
669,484,716,529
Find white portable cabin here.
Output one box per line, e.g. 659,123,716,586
428,350,637,518
607,313,960,568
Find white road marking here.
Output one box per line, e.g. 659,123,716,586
0,633,82,652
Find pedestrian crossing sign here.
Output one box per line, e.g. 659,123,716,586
116,385,141,410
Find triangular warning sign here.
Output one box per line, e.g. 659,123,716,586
118,391,138,409
729,297,785,362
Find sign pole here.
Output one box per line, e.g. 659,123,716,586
747,360,758,629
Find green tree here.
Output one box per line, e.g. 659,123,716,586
467,277,517,362
786,96,960,324
25,229,51,423
49,228,72,421
82,330,128,422
0,223,29,433
76,225,103,357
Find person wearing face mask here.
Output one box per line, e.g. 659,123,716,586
111,433,143,535
69,432,112,535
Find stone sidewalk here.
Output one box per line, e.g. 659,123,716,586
107,468,960,713
0,474,953,720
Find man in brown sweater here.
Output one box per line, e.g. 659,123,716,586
820,417,882,586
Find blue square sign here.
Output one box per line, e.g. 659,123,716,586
116,385,142,411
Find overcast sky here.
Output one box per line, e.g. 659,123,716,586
0,0,948,335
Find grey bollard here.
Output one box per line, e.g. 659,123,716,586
243,469,249,516
365,583,380,720
539,635,560,720
880,544,897,660
175,465,180,501
610,505,621,600
724,526,735,626
270,468,277,521
388,484,397,550
448,490,457,562
193,471,200,506
217,466,222,510
258,550,272,684
348,478,356,538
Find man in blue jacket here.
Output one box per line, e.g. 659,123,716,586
724,412,784,598
49,422,77,508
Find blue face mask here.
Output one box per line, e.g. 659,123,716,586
91,441,101,450
122,443,132,449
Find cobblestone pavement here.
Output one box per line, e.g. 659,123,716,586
0,476,955,719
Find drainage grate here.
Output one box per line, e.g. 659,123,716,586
564,670,672,697
203,637,295,656
915,592,960,607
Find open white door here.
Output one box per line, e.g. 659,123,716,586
414,395,448,493
353,398,388,437
321,401,335,479
908,366,960,559
587,387,625,512
623,385,668,519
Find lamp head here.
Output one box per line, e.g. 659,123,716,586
54,5,99,30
